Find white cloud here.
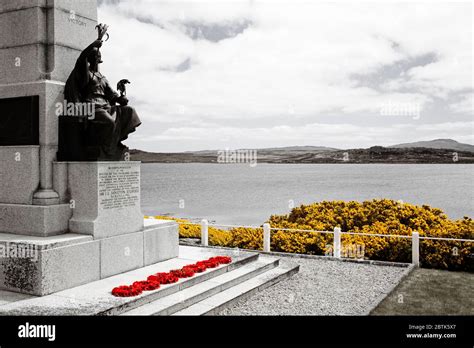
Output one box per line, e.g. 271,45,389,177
450,93,474,114
97,0,473,151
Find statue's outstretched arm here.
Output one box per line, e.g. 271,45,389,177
77,40,103,64
72,40,103,90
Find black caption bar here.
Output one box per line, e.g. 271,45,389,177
0,316,472,346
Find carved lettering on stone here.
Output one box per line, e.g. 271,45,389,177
98,165,140,210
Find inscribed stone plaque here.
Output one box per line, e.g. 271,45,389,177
68,162,143,238
98,164,140,211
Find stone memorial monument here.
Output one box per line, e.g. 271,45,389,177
0,0,178,296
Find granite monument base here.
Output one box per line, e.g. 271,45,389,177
0,220,179,296
0,203,71,237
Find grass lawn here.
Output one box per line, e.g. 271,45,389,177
371,268,474,315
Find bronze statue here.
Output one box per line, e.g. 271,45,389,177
62,24,141,161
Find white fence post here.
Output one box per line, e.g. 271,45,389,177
333,227,341,258
412,231,419,266
263,223,271,252
201,219,209,246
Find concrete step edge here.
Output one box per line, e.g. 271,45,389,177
121,257,280,316
173,263,300,316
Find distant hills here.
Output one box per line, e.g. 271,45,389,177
130,139,474,164
389,139,474,152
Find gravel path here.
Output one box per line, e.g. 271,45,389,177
218,256,411,315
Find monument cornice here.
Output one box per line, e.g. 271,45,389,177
0,4,97,22
0,42,85,52
0,79,66,88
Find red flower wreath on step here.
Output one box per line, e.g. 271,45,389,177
133,280,161,291
147,272,179,284
183,263,207,273
170,267,195,278
111,255,232,297
212,256,232,264
111,284,143,297
197,260,218,268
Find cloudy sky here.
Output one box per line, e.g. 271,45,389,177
97,0,473,152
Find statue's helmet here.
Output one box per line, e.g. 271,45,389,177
87,47,103,65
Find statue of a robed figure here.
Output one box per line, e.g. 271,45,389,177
58,24,141,161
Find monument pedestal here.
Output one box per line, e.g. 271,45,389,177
55,161,144,238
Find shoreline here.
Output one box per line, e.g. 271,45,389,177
138,161,474,165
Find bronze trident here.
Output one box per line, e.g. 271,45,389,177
95,23,110,42
93,24,109,67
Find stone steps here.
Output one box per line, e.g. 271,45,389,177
172,263,299,316
121,254,299,316
98,248,261,315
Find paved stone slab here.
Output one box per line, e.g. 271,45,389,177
0,232,92,249
0,294,100,316
0,290,34,306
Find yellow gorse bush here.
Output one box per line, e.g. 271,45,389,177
151,199,473,272
151,216,232,245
